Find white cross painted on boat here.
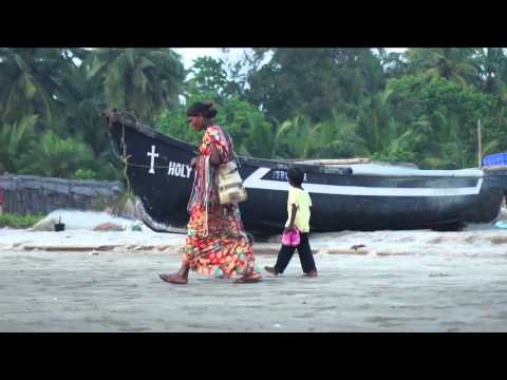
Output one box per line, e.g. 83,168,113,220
147,145,159,174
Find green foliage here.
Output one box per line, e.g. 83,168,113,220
155,57,274,157
312,115,369,158
0,213,44,229
84,48,185,121
405,48,478,87
3,47,507,180
155,94,273,157
245,48,385,123
18,130,96,178
356,91,395,154
0,115,38,172
372,129,424,164
213,95,272,155
186,57,229,96
154,102,202,147
0,48,68,127
242,112,275,158
385,74,497,168
272,114,366,159
271,117,312,159
74,168,97,180
246,48,343,123
0,48,186,180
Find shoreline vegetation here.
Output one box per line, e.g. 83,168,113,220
2,48,507,183
0,213,44,229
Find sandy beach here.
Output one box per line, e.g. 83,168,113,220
1,226,507,332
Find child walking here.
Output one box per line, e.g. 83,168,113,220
264,167,318,277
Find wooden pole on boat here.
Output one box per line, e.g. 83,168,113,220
477,119,482,168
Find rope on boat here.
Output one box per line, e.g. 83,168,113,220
107,112,137,198
109,111,171,170
109,111,170,204
120,114,133,198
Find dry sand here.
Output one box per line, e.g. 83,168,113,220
1,227,507,332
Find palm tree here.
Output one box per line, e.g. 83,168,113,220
271,116,312,159
85,48,185,120
59,54,109,157
374,128,424,165
18,130,96,178
310,114,367,159
377,50,409,79
333,48,386,104
406,48,478,87
0,115,38,173
271,114,364,159
242,112,274,158
0,48,66,126
417,113,468,169
246,48,346,123
473,48,507,98
356,90,396,154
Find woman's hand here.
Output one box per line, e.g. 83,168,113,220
208,144,222,166
190,156,198,168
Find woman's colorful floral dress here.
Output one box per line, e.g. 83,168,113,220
182,125,259,278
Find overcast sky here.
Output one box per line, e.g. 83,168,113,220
172,48,407,70
172,48,247,69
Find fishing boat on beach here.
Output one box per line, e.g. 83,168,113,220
103,110,507,235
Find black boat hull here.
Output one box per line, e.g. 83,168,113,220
104,111,505,234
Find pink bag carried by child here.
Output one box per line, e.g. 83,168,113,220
282,228,300,247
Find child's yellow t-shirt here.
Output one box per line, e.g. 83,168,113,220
285,186,312,233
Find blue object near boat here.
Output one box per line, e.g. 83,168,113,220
483,152,507,167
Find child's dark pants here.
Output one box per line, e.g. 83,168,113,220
274,232,317,274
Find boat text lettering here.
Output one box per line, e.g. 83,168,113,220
271,170,307,181
167,161,192,178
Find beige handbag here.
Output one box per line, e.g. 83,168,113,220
217,160,247,205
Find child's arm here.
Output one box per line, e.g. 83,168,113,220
285,204,298,232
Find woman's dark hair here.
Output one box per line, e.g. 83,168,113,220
287,167,304,186
186,101,217,118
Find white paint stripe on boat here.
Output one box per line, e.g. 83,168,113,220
242,168,483,197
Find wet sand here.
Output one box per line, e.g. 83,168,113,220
1,229,507,331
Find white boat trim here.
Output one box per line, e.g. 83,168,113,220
243,168,483,197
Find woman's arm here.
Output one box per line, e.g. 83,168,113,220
207,143,222,166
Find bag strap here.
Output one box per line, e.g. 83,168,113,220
219,127,242,168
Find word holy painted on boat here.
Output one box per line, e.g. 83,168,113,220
146,145,192,178
145,144,308,182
